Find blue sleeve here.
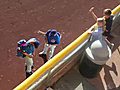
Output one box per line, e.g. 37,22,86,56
46,30,51,37
57,32,60,37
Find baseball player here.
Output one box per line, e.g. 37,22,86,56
17,38,40,78
38,29,61,63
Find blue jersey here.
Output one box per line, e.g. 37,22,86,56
17,38,40,58
46,29,61,45
24,43,35,55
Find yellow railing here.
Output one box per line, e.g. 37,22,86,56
112,5,120,14
14,5,120,90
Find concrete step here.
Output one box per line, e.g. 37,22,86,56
54,67,96,90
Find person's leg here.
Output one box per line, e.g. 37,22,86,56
25,56,34,78
39,44,49,63
48,45,56,60
40,43,49,54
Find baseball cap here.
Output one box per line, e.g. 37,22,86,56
97,18,104,22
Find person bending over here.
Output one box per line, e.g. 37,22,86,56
38,29,61,63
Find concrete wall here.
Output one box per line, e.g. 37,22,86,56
111,12,120,37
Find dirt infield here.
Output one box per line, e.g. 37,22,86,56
0,0,119,90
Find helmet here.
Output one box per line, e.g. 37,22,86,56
27,38,40,48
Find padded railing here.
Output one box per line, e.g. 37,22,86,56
14,5,120,90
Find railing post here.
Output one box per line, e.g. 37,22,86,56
46,69,52,87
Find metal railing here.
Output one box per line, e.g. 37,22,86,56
14,5,120,90
28,39,88,90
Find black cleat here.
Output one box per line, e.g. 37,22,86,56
39,53,48,63
26,72,33,78
45,86,54,90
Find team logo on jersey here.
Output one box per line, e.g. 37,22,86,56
51,39,56,43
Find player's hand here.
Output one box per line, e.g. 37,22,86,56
37,30,46,35
29,55,34,58
89,7,94,12
87,30,92,34
37,31,41,34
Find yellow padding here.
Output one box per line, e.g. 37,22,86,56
112,5,120,14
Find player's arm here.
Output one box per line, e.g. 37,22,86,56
37,30,50,44
37,30,46,36
23,52,34,58
87,26,94,34
58,32,62,39
87,27,94,42
89,7,98,21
